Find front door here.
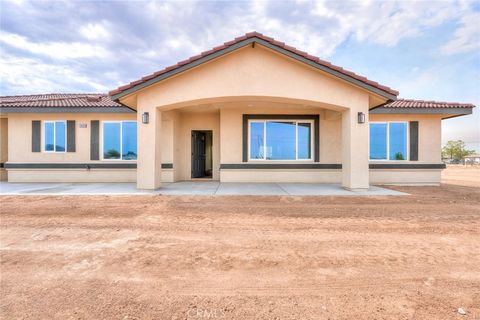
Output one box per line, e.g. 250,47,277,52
191,131,206,178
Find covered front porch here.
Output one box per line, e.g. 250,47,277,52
112,38,393,191
141,98,371,191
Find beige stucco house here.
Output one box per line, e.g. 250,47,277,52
0,32,475,190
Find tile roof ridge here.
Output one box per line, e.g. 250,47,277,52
109,32,399,97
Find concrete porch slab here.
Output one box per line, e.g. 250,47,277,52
0,182,156,195
0,181,407,196
216,182,287,195
159,181,220,195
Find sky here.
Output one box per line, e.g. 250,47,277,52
1,0,479,150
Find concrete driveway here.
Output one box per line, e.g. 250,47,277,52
0,181,406,196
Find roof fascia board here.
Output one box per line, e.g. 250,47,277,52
370,107,472,115
111,37,397,101
0,107,136,113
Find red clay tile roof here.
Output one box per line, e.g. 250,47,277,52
0,93,122,108
109,31,399,98
382,99,475,109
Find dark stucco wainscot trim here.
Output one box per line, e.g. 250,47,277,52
242,114,320,163
4,163,176,170
220,163,446,170
369,163,446,169
220,163,341,169
4,163,137,169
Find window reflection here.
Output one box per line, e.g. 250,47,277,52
249,120,312,160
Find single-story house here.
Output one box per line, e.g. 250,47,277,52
0,32,475,190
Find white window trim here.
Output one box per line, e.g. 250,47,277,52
43,120,67,153
247,119,314,161
101,120,137,161
369,121,409,161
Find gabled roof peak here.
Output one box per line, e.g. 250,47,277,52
109,32,399,99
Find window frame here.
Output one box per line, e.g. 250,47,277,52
43,120,67,153
247,119,315,161
101,120,138,161
369,121,409,161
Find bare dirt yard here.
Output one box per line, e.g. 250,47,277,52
442,165,480,187
1,168,479,319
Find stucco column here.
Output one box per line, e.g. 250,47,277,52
341,107,369,191
137,107,162,189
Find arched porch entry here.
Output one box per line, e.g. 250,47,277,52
136,95,370,191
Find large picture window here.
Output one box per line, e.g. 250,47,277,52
369,122,408,160
44,121,66,152
102,121,137,160
249,120,313,160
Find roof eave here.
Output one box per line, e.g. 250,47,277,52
369,106,473,119
110,37,398,101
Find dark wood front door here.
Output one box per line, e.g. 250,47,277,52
191,131,206,178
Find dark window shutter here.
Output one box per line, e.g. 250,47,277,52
90,120,99,160
32,120,41,152
67,120,76,152
409,121,419,161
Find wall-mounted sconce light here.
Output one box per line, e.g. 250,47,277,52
357,112,366,124
142,112,149,124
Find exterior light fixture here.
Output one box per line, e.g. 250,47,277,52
142,112,149,124
357,112,366,124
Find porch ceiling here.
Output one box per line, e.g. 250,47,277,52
160,98,349,113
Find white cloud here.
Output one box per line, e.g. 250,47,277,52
310,0,462,50
5,0,25,5
0,54,109,94
79,21,111,41
1,0,479,97
198,0,470,57
0,32,109,60
440,11,480,55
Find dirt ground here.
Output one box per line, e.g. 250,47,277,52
1,168,479,319
442,165,480,187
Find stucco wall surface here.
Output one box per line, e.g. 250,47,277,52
5,113,136,183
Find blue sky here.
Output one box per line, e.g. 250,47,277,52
1,0,479,149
